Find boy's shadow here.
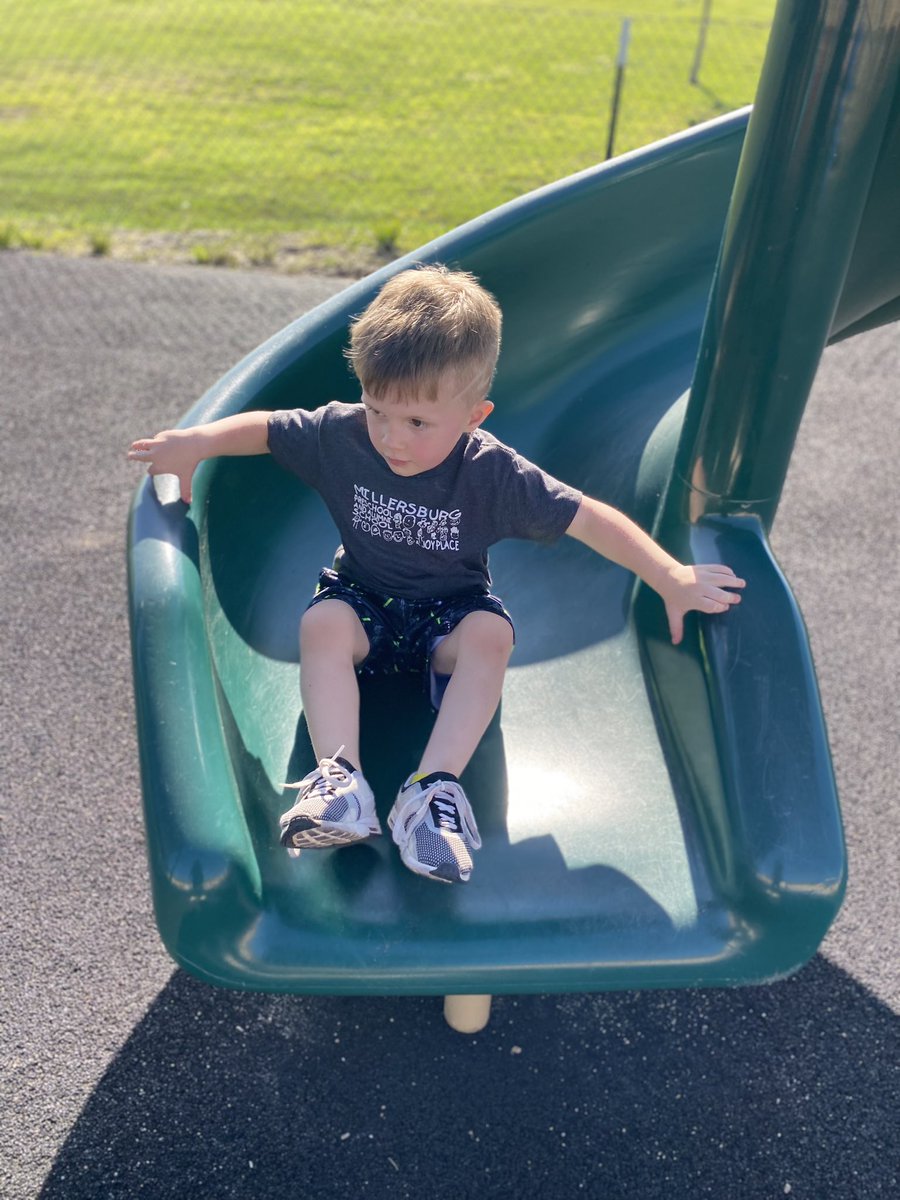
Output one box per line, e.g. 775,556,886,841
271,671,669,934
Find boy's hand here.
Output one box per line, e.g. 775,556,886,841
127,412,270,501
660,564,745,646
127,428,204,503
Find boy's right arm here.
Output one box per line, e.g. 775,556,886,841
127,411,272,503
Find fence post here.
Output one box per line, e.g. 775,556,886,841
690,0,713,84
605,17,632,160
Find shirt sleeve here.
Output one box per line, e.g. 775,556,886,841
267,406,326,489
494,448,583,544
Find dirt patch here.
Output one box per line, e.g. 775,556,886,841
3,228,398,279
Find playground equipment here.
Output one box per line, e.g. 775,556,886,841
128,0,899,1032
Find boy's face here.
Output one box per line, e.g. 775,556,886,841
362,370,493,477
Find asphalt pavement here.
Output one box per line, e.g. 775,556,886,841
1,249,897,1199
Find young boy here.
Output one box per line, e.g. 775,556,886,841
128,265,744,885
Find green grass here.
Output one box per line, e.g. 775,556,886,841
0,0,775,273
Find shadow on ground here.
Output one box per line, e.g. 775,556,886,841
40,956,896,1199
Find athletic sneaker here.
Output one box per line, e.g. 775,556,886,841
388,773,482,884
279,748,381,855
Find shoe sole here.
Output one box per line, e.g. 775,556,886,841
281,816,382,851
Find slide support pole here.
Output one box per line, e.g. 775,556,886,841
661,0,900,538
444,994,493,1033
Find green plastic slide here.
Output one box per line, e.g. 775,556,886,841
128,0,899,1013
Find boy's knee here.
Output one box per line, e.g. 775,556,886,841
300,600,369,661
468,611,514,656
435,610,513,674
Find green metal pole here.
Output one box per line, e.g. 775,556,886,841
661,0,900,536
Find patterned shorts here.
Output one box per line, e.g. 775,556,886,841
307,568,515,708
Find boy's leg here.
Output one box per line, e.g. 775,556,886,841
299,598,370,769
417,610,514,777
280,598,379,853
388,609,512,883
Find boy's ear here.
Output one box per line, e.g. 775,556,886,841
466,399,494,430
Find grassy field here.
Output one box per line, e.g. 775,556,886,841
0,0,775,273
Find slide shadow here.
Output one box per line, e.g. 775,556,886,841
40,956,897,1198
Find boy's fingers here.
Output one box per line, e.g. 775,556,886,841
665,603,684,646
700,566,746,587
704,593,740,610
706,588,741,604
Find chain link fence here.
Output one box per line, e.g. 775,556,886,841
0,1,774,274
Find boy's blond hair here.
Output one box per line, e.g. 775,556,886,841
347,264,502,401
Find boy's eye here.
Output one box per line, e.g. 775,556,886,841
409,418,426,429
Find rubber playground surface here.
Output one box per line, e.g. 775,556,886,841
2,250,897,1198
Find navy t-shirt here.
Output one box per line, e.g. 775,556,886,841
267,401,582,600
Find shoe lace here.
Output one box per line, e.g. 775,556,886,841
397,779,482,849
282,745,353,796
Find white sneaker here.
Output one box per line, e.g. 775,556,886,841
388,773,482,884
279,748,381,855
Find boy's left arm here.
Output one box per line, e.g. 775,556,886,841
565,496,745,645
